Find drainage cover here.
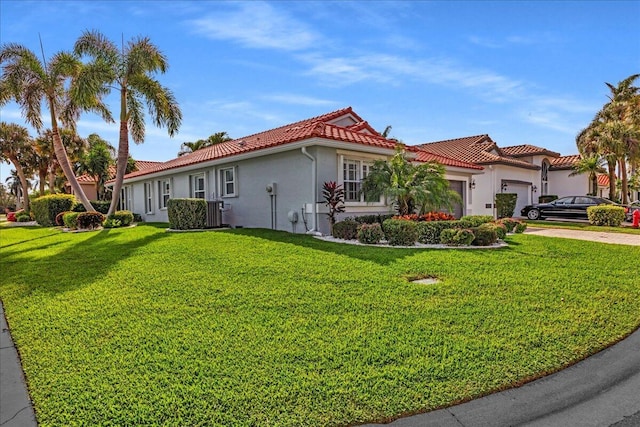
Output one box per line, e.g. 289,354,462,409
411,277,440,285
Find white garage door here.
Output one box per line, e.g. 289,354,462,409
509,184,531,218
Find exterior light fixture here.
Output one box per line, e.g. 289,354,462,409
532,185,538,193
501,182,508,192
469,179,476,190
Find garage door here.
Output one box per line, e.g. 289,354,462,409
508,184,530,218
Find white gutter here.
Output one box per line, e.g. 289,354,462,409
301,147,318,234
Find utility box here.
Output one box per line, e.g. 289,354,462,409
206,201,224,227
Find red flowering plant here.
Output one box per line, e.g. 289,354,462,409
392,211,455,222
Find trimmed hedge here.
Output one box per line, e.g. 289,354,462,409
587,205,626,227
472,224,499,246
77,212,105,230
167,198,207,230
382,219,418,246
495,193,518,219
416,220,458,244
352,214,396,225
73,200,110,214
440,228,475,246
459,215,495,228
63,212,80,229
357,223,384,244
332,219,359,240
31,194,76,226
108,210,134,227
16,212,32,222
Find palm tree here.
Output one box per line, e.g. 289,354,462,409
177,132,232,156
569,155,606,196
0,122,34,211
74,30,182,215
75,133,115,201
361,145,461,215
0,43,111,211
33,128,87,194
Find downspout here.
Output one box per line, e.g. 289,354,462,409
490,165,496,219
301,147,318,234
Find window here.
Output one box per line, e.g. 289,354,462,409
191,174,205,199
541,159,550,195
144,182,154,214
220,167,236,197
159,179,171,209
119,186,132,211
342,158,372,202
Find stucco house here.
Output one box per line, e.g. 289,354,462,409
112,107,483,234
70,161,162,201
416,135,590,217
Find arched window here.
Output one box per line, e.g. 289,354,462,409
541,159,550,194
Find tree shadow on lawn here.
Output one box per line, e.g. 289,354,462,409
0,224,169,298
223,228,484,266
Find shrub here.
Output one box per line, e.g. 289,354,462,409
16,212,32,222
357,223,385,244
132,213,143,223
472,224,499,246
63,212,80,229
459,215,495,228
332,219,359,240
416,220,459,244
353,214,396,225
77,212,105,230
440,228,475,246
6,211,17,222
514,221,527,233
167,198,207,230
484,222,507,240
382,219,418,246
497,218,518,232
103,218,122,228
109,210,134,227
31,194,76,226
55,211,72,226
392,212,456,222
495,193,518,219
91,201,111,214
587,205,626,227
539,195,558,203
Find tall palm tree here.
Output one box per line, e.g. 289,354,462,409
75,133,115,200
0,43,110,211
361,145,461,215
0,122,34,211
33,127,87,194
177,132,232,156
569,155,606,196
74,30,182,215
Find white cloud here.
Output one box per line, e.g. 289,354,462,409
188,2,318,51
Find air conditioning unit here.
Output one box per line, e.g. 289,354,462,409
206,201,224,227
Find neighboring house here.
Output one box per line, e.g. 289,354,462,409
71,161,162,201
416,136,588,217
111,107,483,234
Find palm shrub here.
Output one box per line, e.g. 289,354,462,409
168,199,207,230
357,223,384,244
361,145,461,215
382,219,418,246
31,194,76,226
77,212,105,230
587,205,626,226
332,219,359,240
495,193,518,218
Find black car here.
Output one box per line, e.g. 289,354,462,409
521,196,621,220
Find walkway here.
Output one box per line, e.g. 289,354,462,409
524,227,640,246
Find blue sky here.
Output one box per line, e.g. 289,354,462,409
1,0,639,185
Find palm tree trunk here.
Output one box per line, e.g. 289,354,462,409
38,168,46,195
607,159,616,200
619,158,629,204
591,174,598,196
9,157,30,212
49,107,94,211
108,89,129,216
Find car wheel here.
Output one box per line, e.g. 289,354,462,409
527,209,540,220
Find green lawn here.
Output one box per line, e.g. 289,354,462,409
526,219,640,235
1,224,639,426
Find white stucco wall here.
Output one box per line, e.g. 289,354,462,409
548,170,589,198
468,165,538,217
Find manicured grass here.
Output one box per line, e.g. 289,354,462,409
1,224,639,426
527,219,640,235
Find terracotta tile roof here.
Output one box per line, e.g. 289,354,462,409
501,144,560,158
78,160,162,183
550,154,581,170
119,107,481,181
415,150,484,170
597,174,610,187
417,135,540,170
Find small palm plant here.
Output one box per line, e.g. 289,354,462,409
322,181,345,233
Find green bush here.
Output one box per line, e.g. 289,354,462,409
55,211,72,226
459,215,495,228
416,220,459,244
357,223,384,244
31,194,76,226
382,219,418,246
132,213,143,223
16,212,32,222
472,224,498,246
587,205,626,227
495,193,518,219
77,212,105,230
332,219,359,240
483,222,507,240
539,195,558,203
440,228,475,246
168,198,207,230
353,214,395,225
108,210,134,227
497,218,517,232
103,218,121,229
514,221,527,233
63,212,80,229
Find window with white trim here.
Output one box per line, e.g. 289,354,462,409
119,186,132,211
342,159,372,202
220,167,236,197
159,179,171,209
144,182,154,214
191,174,205,199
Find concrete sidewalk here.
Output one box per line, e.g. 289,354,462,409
524,227,640,246
0,302,37,427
